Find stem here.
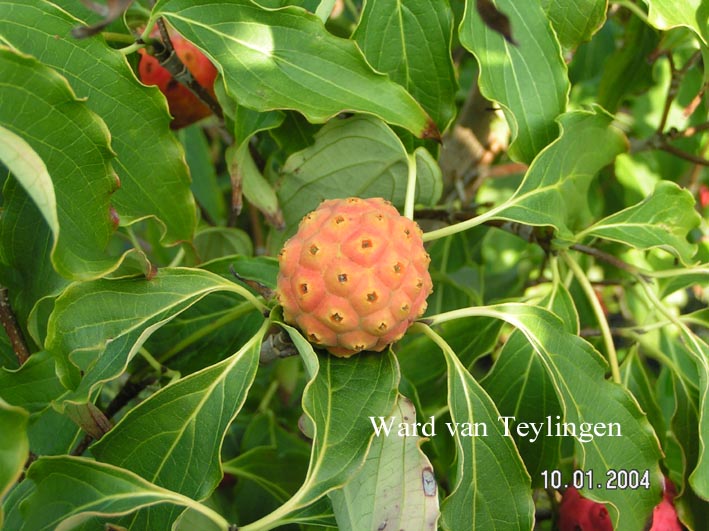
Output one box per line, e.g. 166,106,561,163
101,32,137,44
168,246,186,267
0,287,30,365
569,243,648,279
404,153,417,220
118,42,144,55
562,252,622,384
613,0,651,25
422,207,500,242
257,380,279,413
637,279,705,354
125,225,145,254
139,347,181,383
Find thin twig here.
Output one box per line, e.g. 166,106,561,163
70,434,94,456
570,243,649,280
657,141,709,166
0,287,30,365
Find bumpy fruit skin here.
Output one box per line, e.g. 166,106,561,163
138,31,218,129
650,477,682,531
559,480,683,531
558,487,613,531
277,197,432,357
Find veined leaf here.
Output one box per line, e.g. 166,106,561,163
238,323,398,530
330,395,440,531
482,282,576,485
91,319,268,500
45,268,264,407
18,456,229,531
0,126,58,237
667,330,709,498
643,0,708,45
353,0,457,130
417,325,534,531
152,0,438,139
0,46,118,280
577,181,700,265
429,304,664,531
0,0,198,244
0,398,29,528
459,0,569,162
490,108,627,238
276,115,441,248
0,350,66,413
541,0,608,49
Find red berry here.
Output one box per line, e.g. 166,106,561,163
138,28,218,129
699,185,709,209
650,477,682,531
558,487,613,531
276,197,432,357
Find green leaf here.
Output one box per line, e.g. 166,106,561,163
223,446,309,504
353,0,457,130
417,325,533,531
0,350,66,413
330,395,440,530
0,398,29,528
0,180,67,333
622,349,667,451
596,15,657,114
179,126,226,225
541,0,607,49
18,456,229,531
658,266,709,297
668,330,709,498
276,115,441,247
45,268,264,407
0,0,197,244
194,227,254,262
577,181,701,265
0,125,58,237
643,0,708,45
0,46,118,279
459,0,569,162
239,323,398,530
429,304,664,531
152,0,438,139
490,108,628,238
91,319,268,499
482,283,576,486
227,142,285,229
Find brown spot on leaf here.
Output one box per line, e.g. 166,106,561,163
421,117,441,143
477,0,517,44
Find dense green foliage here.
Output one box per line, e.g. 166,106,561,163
1,0,708,529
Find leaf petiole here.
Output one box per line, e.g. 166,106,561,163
562,251,622,384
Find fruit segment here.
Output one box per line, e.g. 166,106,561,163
276,197,432,357
138,28,218,129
